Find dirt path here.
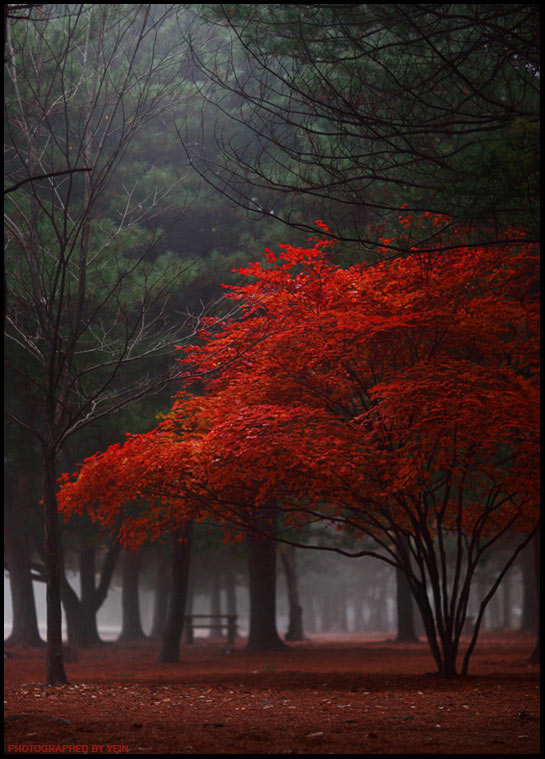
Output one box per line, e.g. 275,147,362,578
4,633,540,755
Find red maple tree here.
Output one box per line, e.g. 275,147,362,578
58,213,539,677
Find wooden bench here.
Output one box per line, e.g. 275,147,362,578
183,614,238,645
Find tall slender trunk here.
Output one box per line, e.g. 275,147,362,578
43,447,68,685
245,509,286,651
224,570,238,619
501,567,512,630
520,540,538,631
150,550,170,639
78,543,104,645
5,527,44,647
305,593,318,634
61,576,84,647
395,566,419,642
395,536,419,642
118,548,146,642
352,592,364,632
528,530,540,663
158,523,193,663
337,586,349,632
208,572,223,639
280,544,304,641
4,470,44,647
372,582,388,632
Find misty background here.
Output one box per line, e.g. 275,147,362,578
5,539,535,642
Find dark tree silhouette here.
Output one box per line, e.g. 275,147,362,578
180,4,539,254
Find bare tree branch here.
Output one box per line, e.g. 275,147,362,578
4,167,92,195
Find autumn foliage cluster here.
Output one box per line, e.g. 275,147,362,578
59,213,539,542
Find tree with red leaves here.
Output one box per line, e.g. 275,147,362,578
59,214,539,677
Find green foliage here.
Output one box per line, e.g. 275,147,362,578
185,4,540,250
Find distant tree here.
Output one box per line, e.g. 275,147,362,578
4,462,44,647
279,544,305,641
158,523,193,663
4,372,45,647
59,515,123,648
117,547,147,642
528,531,540,663
181,4,539,254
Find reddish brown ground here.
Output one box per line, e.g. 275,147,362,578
4,632,540,755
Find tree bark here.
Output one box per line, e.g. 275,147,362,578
520,540,538,631
208,572,223,639
61,576,85,648
305,593,318,634
245,510,286,651
4,466,44,647
395,536,419,642
118,548,146,642
224,570,238,620
337,586,349,633
370,582,387,632
158,523,193,663
4,528,44,647
78,543,103,645
60,533,122,647
528,530,540,663
43,448,68,685
395,566,419,642
280,544,305,641
150,550,170,639
501,566,512,630
352,593,364,632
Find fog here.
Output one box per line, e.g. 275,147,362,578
4,546,530,645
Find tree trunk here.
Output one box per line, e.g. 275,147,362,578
150,550,170,639
395,565,419,642
43,448,68,685
4,527,44,647
245,510,286,651
352,592,364,633
78,543,104,646
372,582,388,632
337,586,349,632
520,540,538,631
395,535,419,642
208,572,223,639
501,566,512,630
321,591,336,632
305,593,318,634
118,548,146,642
280,544,304,641
412,583,445,676
224,570,238,619
61,575,85,648
61,533,122,647
528,530,540,663
158,523,193,663
4,383,43,648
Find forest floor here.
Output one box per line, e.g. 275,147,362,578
4,631,540,756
